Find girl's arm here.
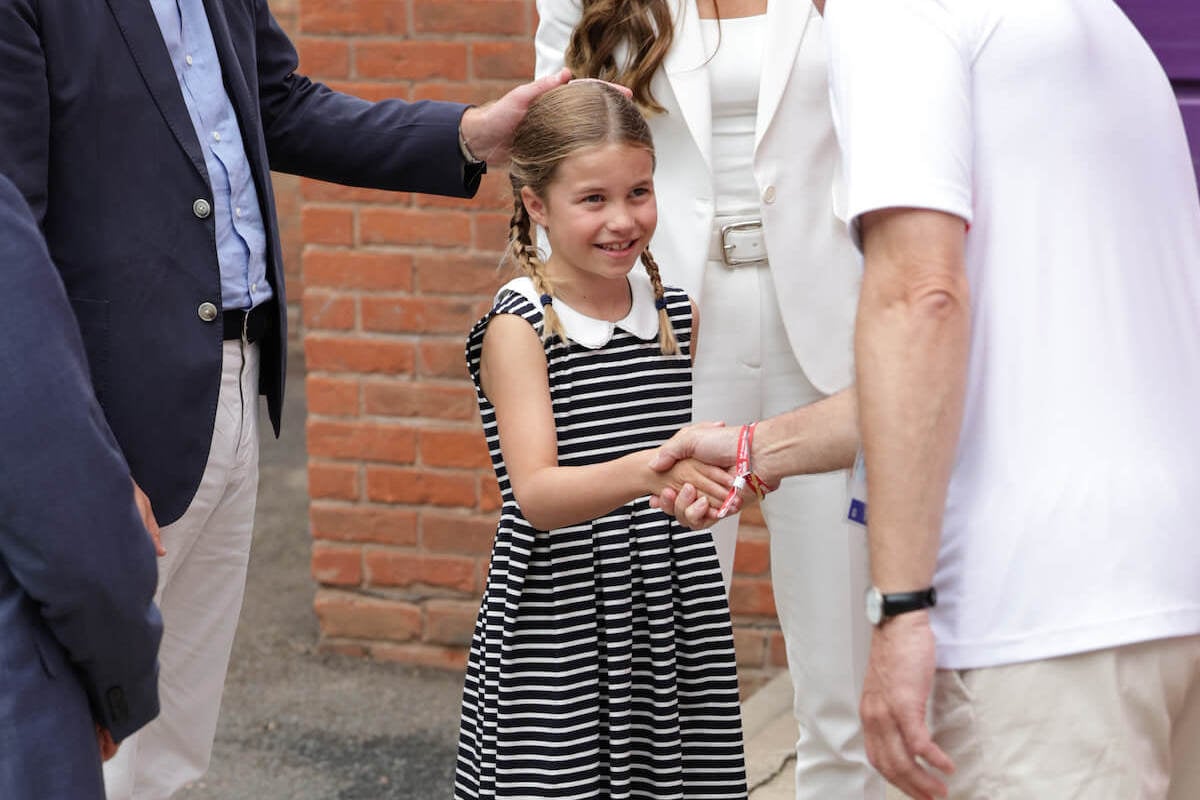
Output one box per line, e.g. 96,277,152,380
481,313,731,531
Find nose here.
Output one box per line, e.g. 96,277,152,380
606,202,635,233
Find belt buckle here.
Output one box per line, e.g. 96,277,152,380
720,220,766,267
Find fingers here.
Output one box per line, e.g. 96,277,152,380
648,431,692,472
132,479,165,556
862,693,949,800
96,726,119,762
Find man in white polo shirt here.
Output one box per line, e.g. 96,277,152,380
823,0,1200,797
652,0,1200,797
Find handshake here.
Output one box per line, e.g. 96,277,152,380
646,422,780,527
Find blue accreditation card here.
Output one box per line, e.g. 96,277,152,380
847,449,868,527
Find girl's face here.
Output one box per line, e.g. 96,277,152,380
522,142,657,286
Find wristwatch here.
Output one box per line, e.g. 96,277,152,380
865,586,937,626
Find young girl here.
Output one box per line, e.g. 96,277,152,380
454,82,747,800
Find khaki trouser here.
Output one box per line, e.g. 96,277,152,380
932,634,1200,799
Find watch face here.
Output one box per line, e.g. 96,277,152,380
865,587,883,625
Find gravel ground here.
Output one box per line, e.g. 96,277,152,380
177,349,466,800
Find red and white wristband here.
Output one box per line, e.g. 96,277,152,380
717,422,772,518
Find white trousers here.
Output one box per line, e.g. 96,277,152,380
693,260,882,800
104,340,260,800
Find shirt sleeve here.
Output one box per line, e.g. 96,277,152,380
824,0,975,249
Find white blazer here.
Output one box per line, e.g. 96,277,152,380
535,0,859,395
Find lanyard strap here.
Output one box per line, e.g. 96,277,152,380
717,423,771,518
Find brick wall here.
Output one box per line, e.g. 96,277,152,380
295,0,784,695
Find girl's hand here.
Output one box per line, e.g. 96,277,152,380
651,456,734,512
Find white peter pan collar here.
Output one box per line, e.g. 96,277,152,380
497,272,661,349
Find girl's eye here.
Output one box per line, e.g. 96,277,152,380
631,187,651,198
582,194,604,203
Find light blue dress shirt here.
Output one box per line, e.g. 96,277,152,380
150,0,273,311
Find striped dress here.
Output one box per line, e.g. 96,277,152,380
455,276,746,800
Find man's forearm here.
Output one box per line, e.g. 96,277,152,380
856,209,970,592
753,387,860,485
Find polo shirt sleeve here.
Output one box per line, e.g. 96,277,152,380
825,0,975,249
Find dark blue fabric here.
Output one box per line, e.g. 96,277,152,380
0,0,482,523
0,174,162,799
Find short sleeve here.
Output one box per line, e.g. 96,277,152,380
825,0,975,249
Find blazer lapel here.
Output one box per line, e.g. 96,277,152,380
663,1,713,172
104,0,208,183
200,0,260,135
755,0,816,150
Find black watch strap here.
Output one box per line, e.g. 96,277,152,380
882,587,937,618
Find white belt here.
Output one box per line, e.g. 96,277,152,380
708,217,768,267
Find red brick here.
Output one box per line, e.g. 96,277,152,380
412,0,528,35
733,627,768,668
767,629,790,668
357,41,467,82
366,466,477,507
367,642,468,670
314,590,421,641
361,296,480,335
311,503,419,546
364,551,477,592
301,179,405,205
297,37,350,78
473,212,512,251
301,206,354,245
411,80,518,105
300,0,407,35
418,340,469,379
362,381,478,421
729,577,777,618
478,475,502,512
308,462,359,500
733,534,771,577
302,290,356,331
305,335,415,375
360,208,472,248
306,375,360,416
419,428,491,469
421,512,497,556
471,41,534,81
307,419,417,463
424,599,479,646
413,253,510,296
311,543,363,586
740,506,767,528
304,250,414,291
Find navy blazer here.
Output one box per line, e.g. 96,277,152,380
0,174,162,799
0,0,483,524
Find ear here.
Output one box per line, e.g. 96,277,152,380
521,186,550,229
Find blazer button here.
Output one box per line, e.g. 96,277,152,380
762,185,777,205
198,302,218,322
192,198,212,219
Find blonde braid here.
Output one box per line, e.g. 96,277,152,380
639,248,680,355
508,196,566,344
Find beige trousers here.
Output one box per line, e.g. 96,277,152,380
104,340,260,800
932,635,1200,799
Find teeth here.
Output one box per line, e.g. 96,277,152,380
599,241,632,251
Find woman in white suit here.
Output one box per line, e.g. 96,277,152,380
535,2,880,798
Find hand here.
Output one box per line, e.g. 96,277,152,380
651,482,726,529
458,71,634,163
96,725,119,761
132,478,165,557
652,457,734,512
860,612,954,799
458,69,570,164
647,421,734,473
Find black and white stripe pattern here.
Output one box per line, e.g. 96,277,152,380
455,288,746,799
